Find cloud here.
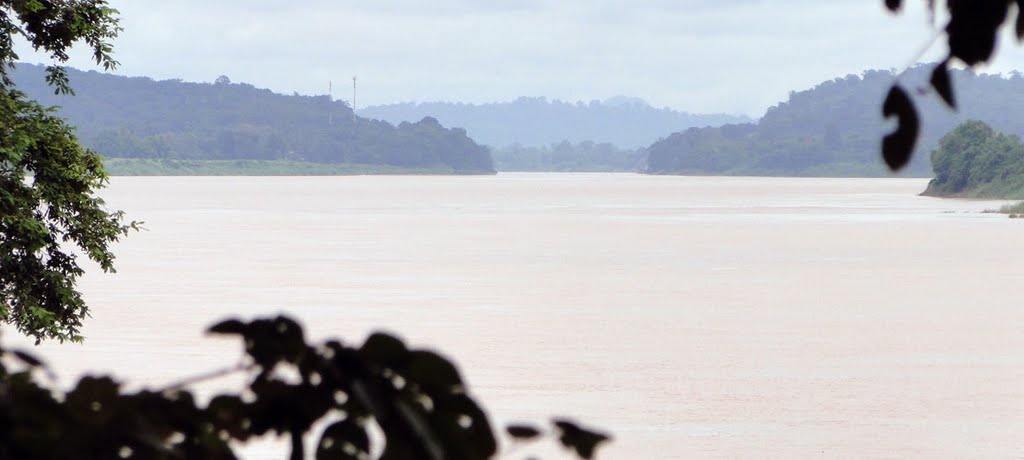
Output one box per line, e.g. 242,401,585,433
16,0,1024,117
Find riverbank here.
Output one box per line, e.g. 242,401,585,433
102,158,495,176
921,177,1024,200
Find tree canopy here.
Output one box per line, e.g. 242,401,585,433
922,120,1024,198
0,0,136,343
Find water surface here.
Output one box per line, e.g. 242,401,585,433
8,174,1023,458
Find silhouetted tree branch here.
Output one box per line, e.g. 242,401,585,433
0,316,611,459
881,0,1024,170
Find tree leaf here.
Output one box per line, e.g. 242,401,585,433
1017,0,1024,40
270,316,306,361
946,1,1009,66
359,332,409,369
405,350,463,391
930,61,956,109
884,0,902,13
65,376,122,426
552,418,611,460
207,318,247,335
207,394,251,440
316,419,370,460
242,317,308,367
428,393,497,459
506,424,543,439
881,85,919,171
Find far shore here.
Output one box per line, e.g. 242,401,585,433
102,158,496,176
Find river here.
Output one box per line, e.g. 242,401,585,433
6,173,1024,458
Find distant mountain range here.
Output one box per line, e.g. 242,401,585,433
13,63,1024,177
359,97,751,149
646,65,1024,177
10,64,495,174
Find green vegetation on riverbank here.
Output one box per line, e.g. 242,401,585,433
983,201,1024,215
102,158,482,176
922,120,1024,199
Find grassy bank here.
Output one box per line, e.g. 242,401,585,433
922,162,1024,199
102,158,491,176
982,201,1024,217
922,178,1024,200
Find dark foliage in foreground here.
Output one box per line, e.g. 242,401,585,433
0,316,610,459
881,0,1024,171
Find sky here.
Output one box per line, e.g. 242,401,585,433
15,0,1024,117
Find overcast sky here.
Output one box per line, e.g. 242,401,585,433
15,1,1024,117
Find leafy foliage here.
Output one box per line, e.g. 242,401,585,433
11,64,495,174
881,0,1024,170
0,1,135,343
0,87,137,343
0,0,121,94
0,316,611,460
923,120,1024,198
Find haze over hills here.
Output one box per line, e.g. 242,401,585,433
646,65,1024,177
359,97,751,149
10,63,494,174
491,141,646,172
16,62,1024,177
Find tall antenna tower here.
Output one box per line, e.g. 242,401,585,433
352,75,358,123
328,80,333,126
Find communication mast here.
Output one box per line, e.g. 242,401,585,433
328,80,333,126
352,75,358,123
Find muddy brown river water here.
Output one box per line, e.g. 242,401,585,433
7,173,1023,458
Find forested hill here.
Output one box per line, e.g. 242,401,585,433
10,64,494,174
645,66,1024,177
360,97,750,148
